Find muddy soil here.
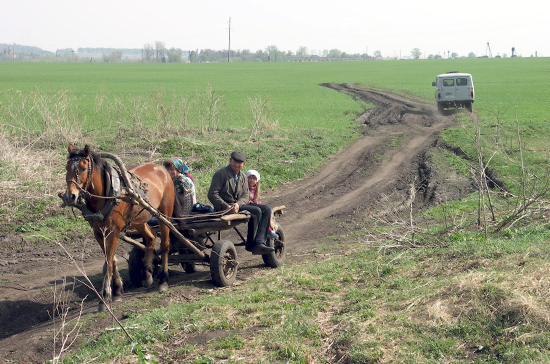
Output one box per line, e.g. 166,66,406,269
0,85,475,363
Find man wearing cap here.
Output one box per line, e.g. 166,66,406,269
208,150,275,255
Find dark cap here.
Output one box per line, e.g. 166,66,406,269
230,150,247,163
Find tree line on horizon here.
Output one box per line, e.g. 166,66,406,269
1,42,486,63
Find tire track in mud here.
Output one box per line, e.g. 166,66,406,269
265,84,457,241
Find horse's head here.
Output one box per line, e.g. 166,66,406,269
62,144,94,206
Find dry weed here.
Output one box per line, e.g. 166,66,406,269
1,89,83,147
0,133,65,222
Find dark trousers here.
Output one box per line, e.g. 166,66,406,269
240,203,272,247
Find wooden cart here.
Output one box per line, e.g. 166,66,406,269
121,206,286,288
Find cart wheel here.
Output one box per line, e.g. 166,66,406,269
181,262,196,273
262,225,286,268
175,248,197,274
128,247,145,288
210,240,238,287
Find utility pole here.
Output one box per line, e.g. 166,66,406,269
486,41,492,58
228,17,231,63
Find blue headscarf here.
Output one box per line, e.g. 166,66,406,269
169,158,189,173
169,158,194,182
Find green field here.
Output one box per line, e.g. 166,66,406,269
2,58,548,128
2,58,550,363
2,58,548,190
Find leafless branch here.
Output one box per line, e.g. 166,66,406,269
55,241,133,341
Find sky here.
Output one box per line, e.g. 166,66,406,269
3,0,548,58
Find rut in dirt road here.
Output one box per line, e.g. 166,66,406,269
266,84,459,241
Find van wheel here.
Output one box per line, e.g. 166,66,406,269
437,104,444,113
466,102,473,112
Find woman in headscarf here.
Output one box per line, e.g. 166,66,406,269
163,158,197,216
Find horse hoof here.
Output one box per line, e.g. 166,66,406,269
98,303,106,312
159,283,168,293
113,296,123,303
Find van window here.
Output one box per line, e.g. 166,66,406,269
443,79,454,87
456,77,468,86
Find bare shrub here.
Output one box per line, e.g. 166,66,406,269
46,239,134,363
56,241,133,340
461,105,550,233
153,90,194,135
368,182,447,249
248,94,279,133
49,273,86,364
248,95,279,164
196,83,223,133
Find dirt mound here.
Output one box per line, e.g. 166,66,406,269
0,85,475,363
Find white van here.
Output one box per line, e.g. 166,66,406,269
432,72,474,112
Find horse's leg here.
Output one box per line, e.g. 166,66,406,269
99,261,112,312
157,221,171,293
139,224,157,288
96,228,118,312
94,229,110,312
111,256,124,301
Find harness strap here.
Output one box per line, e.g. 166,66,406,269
81,165,118,222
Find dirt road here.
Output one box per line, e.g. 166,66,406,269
0,85,472,362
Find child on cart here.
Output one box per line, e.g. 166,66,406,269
245,169,278,239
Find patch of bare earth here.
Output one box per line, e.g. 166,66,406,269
0,85,476,363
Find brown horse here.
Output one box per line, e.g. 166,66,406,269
62,144,174,311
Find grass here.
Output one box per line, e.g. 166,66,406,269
1,58,550,362
59,224,550,363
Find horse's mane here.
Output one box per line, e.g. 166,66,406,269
68,147,109,172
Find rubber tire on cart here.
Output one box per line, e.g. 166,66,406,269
262,225,286,268
128,247,146,288
128,247,161,288
182,262,196,273
210,240,238,287
178,249,196,273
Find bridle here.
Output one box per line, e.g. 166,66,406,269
66,154,94,199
